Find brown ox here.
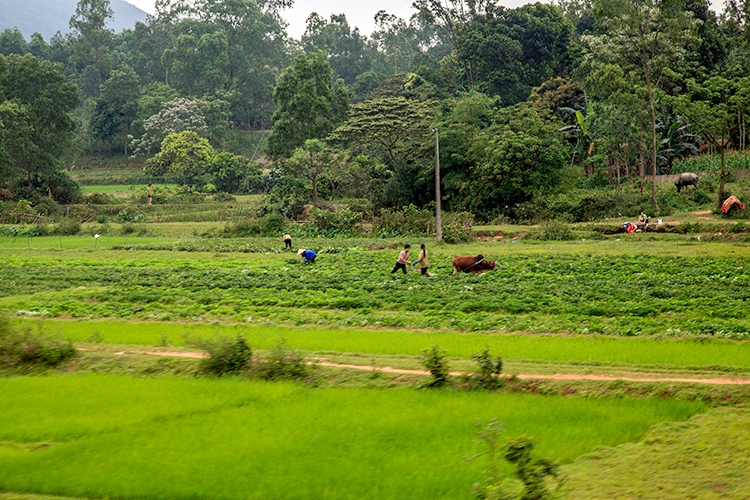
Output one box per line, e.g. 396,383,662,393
452,255,497,274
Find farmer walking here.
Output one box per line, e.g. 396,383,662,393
391,244,411,274
147,184,152,205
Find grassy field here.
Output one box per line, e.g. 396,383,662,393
3,227,750,498
24,319,750,372
0,374,704,500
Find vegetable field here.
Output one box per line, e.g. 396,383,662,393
3,245,750,338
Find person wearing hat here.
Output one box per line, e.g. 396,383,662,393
298,248,317,264
283,233,292,249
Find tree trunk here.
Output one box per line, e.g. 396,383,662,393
646,76,659,211
718,146,726,209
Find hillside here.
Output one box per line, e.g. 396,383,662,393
0,0,147,40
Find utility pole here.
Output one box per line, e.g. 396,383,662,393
433,128,442,242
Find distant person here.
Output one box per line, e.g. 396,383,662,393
298,248,317,264
147,184,152,205
391,244,411,274
638,212,650,224
283,233,292,250
416,243,430,276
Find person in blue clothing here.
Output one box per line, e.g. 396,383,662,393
297,248,317,264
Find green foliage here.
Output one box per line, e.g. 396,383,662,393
530,220,575,241
144,130,217,187
0,317,76,370
372,204,435,236
0,53,79,198
187,334,252,376
470,346,504,390
116,209,144,223
253,339,311,381
51,219,81,236
419,345,450,388
221,214,286,238
267,51,348,159
466,105,569,220
306,208,362,235
471,420,562,500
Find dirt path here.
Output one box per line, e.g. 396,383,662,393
87,349,750,386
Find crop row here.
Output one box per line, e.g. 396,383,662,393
2,253,750,338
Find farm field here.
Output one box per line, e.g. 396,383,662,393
0,375,705,500
2,232,750,499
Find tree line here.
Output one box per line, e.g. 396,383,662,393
2,0,750,220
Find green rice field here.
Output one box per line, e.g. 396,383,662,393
0,374,704,500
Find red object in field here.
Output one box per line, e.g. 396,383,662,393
721,196,744,214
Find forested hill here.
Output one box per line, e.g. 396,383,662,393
0,0,147,39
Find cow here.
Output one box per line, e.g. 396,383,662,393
675,172,699,192
452,255,497,274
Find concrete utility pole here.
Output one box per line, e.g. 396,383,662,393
433,128,442,242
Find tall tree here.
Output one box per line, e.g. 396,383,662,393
668,76,749,209
91,65,141,155
588,0,697,210
267,51,349,159
0,54,79,193
144,130,217,186
69,0,114,96
0,28,30,56
302,13,375,85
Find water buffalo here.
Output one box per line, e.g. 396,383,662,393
675,172,699,192
452,255,497,274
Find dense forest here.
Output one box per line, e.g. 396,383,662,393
1,0,750,223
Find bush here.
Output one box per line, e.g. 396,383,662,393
470,419,562,500
468,346,503,390
188,334,252,376
305,208,362,235
419,345,450,388
85,192,114,205
52,219,81,236
0,319,77,370
372,204,435,236
530,220,575,241
253,339,311,381
222,213,286,237
116,209,145,223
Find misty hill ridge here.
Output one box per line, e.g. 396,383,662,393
0,0,147,40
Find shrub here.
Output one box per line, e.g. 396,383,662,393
213,192,236,203
372,205,434,236
253,339,311,381
470,419,562,500
188,334,252,376
85,192,113,205
52,219,81,236
0,319,77,370
530,220,575,241
469,346,504,390
305,208,362,235
419,345,450,388
117,209,145,223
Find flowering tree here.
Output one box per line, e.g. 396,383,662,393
130,98,208,156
